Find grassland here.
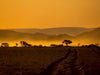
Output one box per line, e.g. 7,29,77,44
0,47,100,75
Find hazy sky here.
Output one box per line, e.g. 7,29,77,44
0,0,100,29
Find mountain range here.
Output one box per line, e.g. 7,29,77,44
0,27,99,45
10,27,94,36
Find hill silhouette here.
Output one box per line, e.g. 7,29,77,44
10,27,93,36
0,30,73,42
76,27,100,44
0,27,99,44
0,30,34,41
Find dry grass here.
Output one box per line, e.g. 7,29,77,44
0,47,100,75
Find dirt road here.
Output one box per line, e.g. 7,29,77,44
0,47,100,75
40,47,100,75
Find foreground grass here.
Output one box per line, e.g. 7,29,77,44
0,47,100,75
0,47,68,75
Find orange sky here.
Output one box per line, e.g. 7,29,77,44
0,0,100,29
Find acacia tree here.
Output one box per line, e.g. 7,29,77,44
62,40,72,46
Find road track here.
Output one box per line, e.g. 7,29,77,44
39,48,87,75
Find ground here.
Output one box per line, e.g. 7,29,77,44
0,47,100,75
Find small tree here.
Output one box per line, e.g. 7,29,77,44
95,43,99,47
78,43,81,46
16,43,18,47
62,40,72,46
1,43,9,47
20,41,32,47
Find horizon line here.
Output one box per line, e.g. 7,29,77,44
0,26,99,30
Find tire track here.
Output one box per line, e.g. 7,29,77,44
72,49,89,75
39,49,87,75
69,49,82,75
39,49,71,75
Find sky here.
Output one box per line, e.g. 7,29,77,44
0,0,100,29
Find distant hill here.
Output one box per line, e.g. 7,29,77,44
76,27,100,44
0,27,99,45
10,27,94,36
0,30,33,41
0,30,73,42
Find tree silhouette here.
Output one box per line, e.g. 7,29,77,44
78,43,81,46
1,43,9,47
95,43,99,47
62,40,72,46
16,43,18,47
20,41,32,47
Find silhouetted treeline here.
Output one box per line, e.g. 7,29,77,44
0,40,99,48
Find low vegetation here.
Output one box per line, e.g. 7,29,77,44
0,47,100,75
